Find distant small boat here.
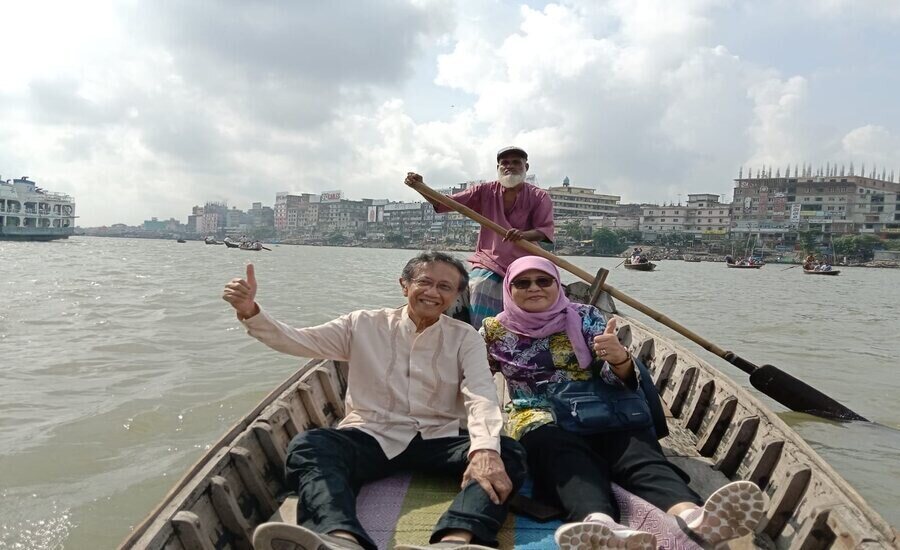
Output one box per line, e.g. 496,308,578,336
204,236,223,245
725,256,763,269
223,238,241,248
803,268,840,276
683,256,702,262
624,259,656,271
239,242,263,251
176,238,186,243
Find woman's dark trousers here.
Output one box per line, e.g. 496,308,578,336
285,427,527,550
519,423,702,522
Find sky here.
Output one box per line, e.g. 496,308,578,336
2,0,899,227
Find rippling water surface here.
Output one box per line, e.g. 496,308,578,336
1,237,897,548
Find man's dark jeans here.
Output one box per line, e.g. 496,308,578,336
285,428,527,550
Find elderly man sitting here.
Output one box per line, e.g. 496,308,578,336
222,251,527,550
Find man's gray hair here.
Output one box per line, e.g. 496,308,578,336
401,251,469,291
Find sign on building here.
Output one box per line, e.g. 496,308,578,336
367,206,383,223
320,190,343,203
789,203,801,223
383,202,423,211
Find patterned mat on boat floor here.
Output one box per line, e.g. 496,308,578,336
355,473,701,549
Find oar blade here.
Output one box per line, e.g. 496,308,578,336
749,364,867,421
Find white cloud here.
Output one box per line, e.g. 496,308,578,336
841,125,900,168
1,0,899,224
746,75,811,167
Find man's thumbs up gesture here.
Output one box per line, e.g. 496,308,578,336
592,318,632,372
223,263,260,320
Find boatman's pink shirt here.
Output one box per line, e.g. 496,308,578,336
241,305,503,459
434,181,555,276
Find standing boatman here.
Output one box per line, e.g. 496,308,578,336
405,146,554,329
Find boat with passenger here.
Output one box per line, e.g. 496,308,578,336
624,259,656,271
240,241,263,251
802,268,840,276
725,256,764,269
118,282,896,549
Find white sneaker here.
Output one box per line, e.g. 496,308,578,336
554,514,657,550
252,523,364,550
681,480,768,545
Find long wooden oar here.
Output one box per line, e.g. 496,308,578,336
781,264,801,271
614,259,626,269
410,179,867,421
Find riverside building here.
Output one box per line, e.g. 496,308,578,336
546,177,620,218
731,165,900,238
639,194,731,241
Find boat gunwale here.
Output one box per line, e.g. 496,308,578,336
616,312,894,539
117,357,334,549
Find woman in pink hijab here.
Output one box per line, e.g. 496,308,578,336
481,256,767,549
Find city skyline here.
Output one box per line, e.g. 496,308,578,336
3,2,900,226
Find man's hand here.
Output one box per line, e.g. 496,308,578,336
503,228,524,241
223,264,259,320
404,172,424,188
503,228,548,242
461,449,513,505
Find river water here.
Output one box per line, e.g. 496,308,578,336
1,237,897,549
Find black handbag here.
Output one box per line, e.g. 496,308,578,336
545,360,654,435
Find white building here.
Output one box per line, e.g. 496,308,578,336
547,177,619,218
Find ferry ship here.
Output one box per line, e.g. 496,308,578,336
0,176,76,241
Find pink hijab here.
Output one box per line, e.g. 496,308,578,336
496,256,594,369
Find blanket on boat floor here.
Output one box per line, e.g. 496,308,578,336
354,473,701,549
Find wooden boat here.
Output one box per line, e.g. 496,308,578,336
803,269,840,276
223,238,241,249
624,259,656,271
683,256,702,263
176,239,187,243
726,262,763,269
205,237,224,245
119,283,897,549
240,242,263,251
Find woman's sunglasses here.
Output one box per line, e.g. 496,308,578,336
510,276,555,290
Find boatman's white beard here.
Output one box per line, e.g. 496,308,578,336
499,173,525,188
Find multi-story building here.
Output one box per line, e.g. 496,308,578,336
381,202,434,237
546,177,619,218
431,181,485,240
186,205,204,234
225,207,246,229
581,215,640,233
298,202,319,231
731,167,900,238
198,202,227,236
638,194,732,240
248,202,275,229
683,194,731,239
639,204,686,237
274,192,314,235
317,198,371,232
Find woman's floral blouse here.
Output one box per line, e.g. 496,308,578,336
480,304,628,439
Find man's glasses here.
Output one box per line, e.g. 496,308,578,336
510,276,555,290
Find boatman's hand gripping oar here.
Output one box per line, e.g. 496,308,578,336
405,176,867,422
223,263,260,320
